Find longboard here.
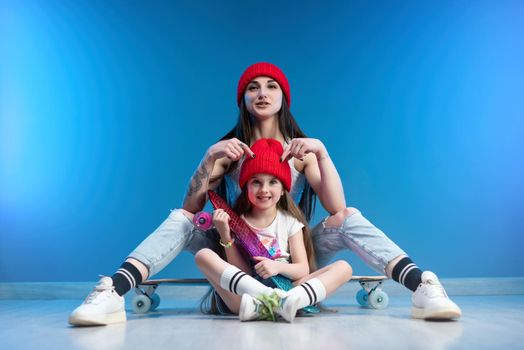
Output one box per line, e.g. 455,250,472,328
132,275,389,314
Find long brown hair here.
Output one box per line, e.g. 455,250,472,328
233,186,316,271
217,97,317,222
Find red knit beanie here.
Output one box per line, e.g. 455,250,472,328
237,62,291,107
239,138,291,191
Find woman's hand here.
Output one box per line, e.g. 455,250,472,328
207,138,255,162
253,256,281,279
281,138,328,162
213,209,232,240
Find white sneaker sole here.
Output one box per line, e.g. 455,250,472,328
69,310,126,326
412,306,462,320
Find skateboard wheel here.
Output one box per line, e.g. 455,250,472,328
368,290,389,309
356,289,369,307
151,294,161,311
132,294,152,314
193,212,213,231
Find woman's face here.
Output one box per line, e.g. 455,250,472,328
246,174,284,211
243,76,283,120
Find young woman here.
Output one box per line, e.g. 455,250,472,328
69,62,461,326
195,138,352,322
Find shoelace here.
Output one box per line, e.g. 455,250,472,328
425,280,447,298
255,291,282,322
84,282,114,304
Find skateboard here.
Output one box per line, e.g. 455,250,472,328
132,275,389,314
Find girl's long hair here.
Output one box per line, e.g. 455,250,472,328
216,98,317,222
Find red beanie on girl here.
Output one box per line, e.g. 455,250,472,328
239,138,291,191
237,62,291,107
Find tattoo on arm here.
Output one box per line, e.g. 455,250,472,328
187,162,210,197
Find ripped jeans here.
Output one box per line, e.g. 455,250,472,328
128,208,405,277
311,209,405,274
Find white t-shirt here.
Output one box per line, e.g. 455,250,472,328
241,210,304,263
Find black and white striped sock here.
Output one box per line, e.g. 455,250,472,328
292,278,327,309
111,262,143,296
219,265,272,296
391,257,423,292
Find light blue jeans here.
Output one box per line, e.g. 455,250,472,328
311,210,405,274
128,209,220,277
128,208,405,277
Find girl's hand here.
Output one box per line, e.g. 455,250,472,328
207,138,255,162
281,138,328,162
213,209,232,240
253,256,280,279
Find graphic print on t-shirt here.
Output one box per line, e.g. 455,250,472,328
258,235,282,259
257,230,282,259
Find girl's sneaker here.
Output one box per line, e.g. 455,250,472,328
239,294,263,321
68,276,126,326
412,271,462,320
239,290,299,323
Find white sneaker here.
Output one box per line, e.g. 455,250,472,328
239,294,261,321
238,289,298,322
412,271,462,320
69,276,126,326
277,294,301,323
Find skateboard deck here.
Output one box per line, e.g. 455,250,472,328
132,275,389,314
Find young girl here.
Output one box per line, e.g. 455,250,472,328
194,138,353,322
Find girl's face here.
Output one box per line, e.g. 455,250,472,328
246,174,284,211
243,77,283,120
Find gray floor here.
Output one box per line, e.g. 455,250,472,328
1,283,523,350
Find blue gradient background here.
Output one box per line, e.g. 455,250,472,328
1,1,523,282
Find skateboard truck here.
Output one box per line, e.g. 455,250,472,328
354,276,389,309
133,284,161,314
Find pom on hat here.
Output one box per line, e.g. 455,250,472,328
239,138,291,191
237,62,291,107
